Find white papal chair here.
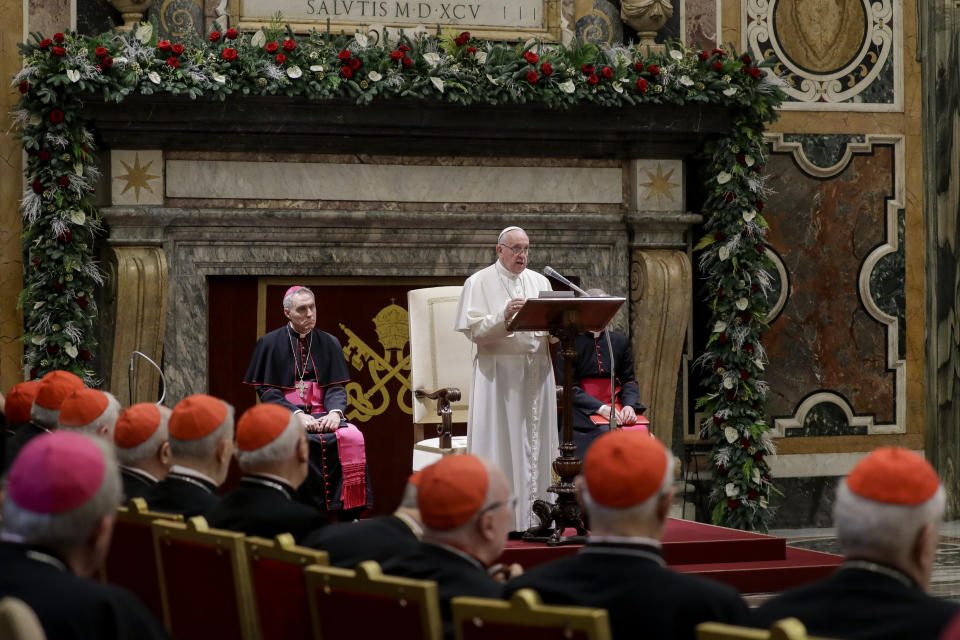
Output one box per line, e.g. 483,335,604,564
407,286,474,469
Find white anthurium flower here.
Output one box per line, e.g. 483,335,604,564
754,358,765,371
64,343,78,359
713,321,726,333
368,71,382,82
423,52,441,68
679,75,694,86
743,209,756,222
66,69,81,83
724,427,738,444
148,71,161,84
135,23,153,43
725,482,739,497
430,76,444,92
286,65,303,79
113,56,127,65
354,31,369,48
250,30,266,48
718,246,730,261
717,171,732,184
723,86,737,96
73,162,84,176
669,49,683,60
559,79,575,93
723,375,736,389
752,468,761,484
613,81,623,94
760,496,769,508
745,155,755,167
29,114,41,126
31,335,45,345
735,297,749,310
309,65,324,73
70,210,85,225
212,72,226,83
475,51,487,64
33,301,45,309
486,74,500,85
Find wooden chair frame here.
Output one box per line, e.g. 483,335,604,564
696,617,834,640
0,597,46,640
245,534,329,640
99,497,183,583
451,588,612,640
305,560,442,640
152,516,257,640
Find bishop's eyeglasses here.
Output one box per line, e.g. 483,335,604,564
499,244,530,255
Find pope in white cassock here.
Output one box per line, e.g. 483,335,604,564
453,226,559,531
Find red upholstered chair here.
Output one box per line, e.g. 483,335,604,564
152,516,257,640
305,560,442,640
451,589,611,640
245,533,329,640
99,498,183,621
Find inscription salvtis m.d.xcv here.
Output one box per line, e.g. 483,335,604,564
242,0,544,28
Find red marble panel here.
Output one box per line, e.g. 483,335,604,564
685,0,718,48
762,146,896,426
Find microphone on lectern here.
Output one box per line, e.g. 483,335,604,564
543,266,589,297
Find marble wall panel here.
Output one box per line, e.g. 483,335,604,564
684,0,717,46
762,147,898,434
28,0,71,34
149,0,205,40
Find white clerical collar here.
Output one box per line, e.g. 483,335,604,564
169,465,217,487
494,260,522,280
287,323,310,339
121,466,159,483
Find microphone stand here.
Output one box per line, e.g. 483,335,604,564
128,350,167,406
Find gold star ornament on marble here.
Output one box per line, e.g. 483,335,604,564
115,154,160,202
641,163,679,206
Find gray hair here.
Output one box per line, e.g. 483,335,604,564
59,392,121,439
170,403,235,461
115,406,171,467
834,480,947,558
581,447,675,526
399,480,419,510
31,404,60,430
1,436,122,551
283,287,315,310
236,410,301,470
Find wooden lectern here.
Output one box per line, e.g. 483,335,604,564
507,295,625,545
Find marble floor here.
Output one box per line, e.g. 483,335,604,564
742,522,960,606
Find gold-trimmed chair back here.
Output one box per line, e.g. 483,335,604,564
305,560,442,640
152,516,257,640
245,533,329,640
100,497,183,621
696,617,833,640
451,589,611,640
0,597,46,640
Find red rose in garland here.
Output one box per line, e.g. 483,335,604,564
727,498,740,508
275,54,286,64
171,43,184,55
49,109,64,123
38,150,50,162
166,57,179,68
713,48,724,56
647,64,660,75
525,70,539,84
601,66,612,79
713,61,723,71
265,42,279,53
742,54,752,64
390,50,404,60
750,67,762,79
523,51,538,64
52,47,66,57
31,180,43,194
225,28,239,39
53,33,65,43
587,73,599,85
103,56,113,68
222,48,237,61
77,295,88,309
94,46,108,58
209,31,221,42
81,350,92,362
341,66,353,78
748,490,759,500
283,39,296,51
636,77,648,91
58,229,72,242
402,57,413,68
398,44,410,52
338,49,351,60
157,40,171,52
698,50,709,61
466,46,477,55
634,61,644,72
57,176,70,187
581,64,594,74
19,81,29,94
540,62,552,75
348,57,361,70
454,31,470,46
38,38,51,50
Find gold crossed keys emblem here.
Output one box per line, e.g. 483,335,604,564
340,302,412,422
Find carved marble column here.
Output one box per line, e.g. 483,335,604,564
107,246,168,406
626,159,700,449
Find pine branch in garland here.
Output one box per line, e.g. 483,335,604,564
693,50,786,532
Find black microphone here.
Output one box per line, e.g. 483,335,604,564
543,266,589,297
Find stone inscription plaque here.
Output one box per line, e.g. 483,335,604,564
236,0,556,37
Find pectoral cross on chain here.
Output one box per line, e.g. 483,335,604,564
296,380,308,399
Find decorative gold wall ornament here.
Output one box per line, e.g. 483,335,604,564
620,0,673,52
340,303,412,422
640,163,680,206
108,0,153,30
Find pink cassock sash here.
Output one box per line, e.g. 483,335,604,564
284,382,366,509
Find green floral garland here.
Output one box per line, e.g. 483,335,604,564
13,23,783,529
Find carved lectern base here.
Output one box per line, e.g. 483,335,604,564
522,490,588,546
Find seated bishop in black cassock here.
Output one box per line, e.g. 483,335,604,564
2,371,84,474
205,403,330,543
243,285,371,517
505,430,751,640
754,447,958,640
1,380,40,474
381,455,512,640
113,403,172,501
304,471,422,566
140,394,234,517
0,431,169,639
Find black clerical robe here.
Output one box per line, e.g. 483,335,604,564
382,541,503,640
0,542,169,640
140,470,220,518
753,562,959,639
504,541,751,640
2,422,48,474
204,474,330,543
120,467,158,502
302,513,421,568
556,330,645,457
244,325,372,513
